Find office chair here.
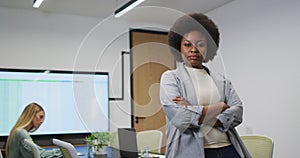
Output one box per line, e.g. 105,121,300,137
0,149,3,158
52,138,78,158
240,135,274,158
24,139,40,158
136,130,163,154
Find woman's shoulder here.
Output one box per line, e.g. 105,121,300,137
161,70,180,85
210,71,227,81
15,128,27,134
162,69,176,75
15,128,30,139
161,69,177,79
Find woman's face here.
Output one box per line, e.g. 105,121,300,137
180,30,207,69
32,110,45,130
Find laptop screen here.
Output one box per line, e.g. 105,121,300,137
118,128,139,158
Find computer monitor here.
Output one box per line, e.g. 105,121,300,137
0,68,110,136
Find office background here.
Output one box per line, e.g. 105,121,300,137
1,0,299,157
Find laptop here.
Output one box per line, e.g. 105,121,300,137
117,128,139,158
111,128,164,158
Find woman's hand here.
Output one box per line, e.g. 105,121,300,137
199,102,229,125
172,96,190,107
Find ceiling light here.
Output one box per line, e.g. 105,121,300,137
114,0,144,18
33,0,44,8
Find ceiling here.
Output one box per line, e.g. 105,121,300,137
0,0,235,17
0,0,235,23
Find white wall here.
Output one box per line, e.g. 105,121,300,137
207,0,300,157
0,7,175,133
0,7,133,132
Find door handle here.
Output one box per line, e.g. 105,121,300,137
135,116,146,124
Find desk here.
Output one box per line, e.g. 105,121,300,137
46,145,102,158
47,145,165,158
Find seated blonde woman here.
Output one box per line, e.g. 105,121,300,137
5,102,62,158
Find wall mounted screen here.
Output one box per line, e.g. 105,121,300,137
0,69,109,136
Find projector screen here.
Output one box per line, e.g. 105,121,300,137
0,68,109,136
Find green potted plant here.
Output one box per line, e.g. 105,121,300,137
85,131,112,155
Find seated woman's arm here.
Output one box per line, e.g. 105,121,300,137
17,129,62,158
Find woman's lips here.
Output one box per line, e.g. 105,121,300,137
189,56,198,60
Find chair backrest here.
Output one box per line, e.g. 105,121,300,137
240,135,274,158
52,138,78,158
0,149,3,158
24,139,40,158
136,130,163,154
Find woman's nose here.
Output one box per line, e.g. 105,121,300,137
190,44,199,52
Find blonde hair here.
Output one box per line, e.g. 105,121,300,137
5,102,44,156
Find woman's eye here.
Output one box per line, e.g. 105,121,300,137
184,43,192,47
196,42,206,48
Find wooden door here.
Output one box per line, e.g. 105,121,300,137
130,29,174,154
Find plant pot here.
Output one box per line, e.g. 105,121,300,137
94,145,107,155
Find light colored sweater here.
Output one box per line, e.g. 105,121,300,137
186,66,231,148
